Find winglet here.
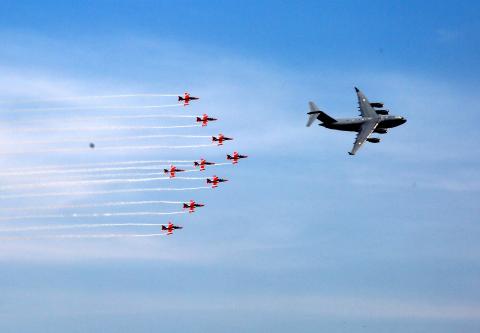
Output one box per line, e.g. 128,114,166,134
348,152,355,155
354,87,359,92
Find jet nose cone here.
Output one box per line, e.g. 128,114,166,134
401,118,407,124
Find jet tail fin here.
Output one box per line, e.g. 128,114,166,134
307,102,336,126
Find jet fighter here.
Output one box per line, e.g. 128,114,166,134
196,114,217,127
306,87,407,155
178,92,199,106
183,200,205,213
194,158,215,171
163,165,185,178
212,134,233,146
227,151,248,164
162,222,183,235
206,175,228,188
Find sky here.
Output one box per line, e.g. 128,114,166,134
0,1,479,332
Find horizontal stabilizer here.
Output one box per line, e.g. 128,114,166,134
307,102,336,126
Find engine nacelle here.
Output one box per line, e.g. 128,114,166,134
370,102,384,108
375,109,389,115
374,128,388,134
366,137,380,143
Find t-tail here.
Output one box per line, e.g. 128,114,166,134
306,101,337,127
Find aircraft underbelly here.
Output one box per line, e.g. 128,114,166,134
327,122,362,132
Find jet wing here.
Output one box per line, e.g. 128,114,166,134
349,119,379,155
355,87,378,118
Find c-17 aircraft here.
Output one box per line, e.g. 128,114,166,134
306,87,406,155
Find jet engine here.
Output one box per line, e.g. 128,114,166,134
375,109,389,115
366,138,381,143
374,128,388,134
370,102,384,108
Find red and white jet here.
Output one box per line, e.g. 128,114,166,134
178,92,199,106
162,222,183,235
163,165,186,178
206,175,228,188
193,158,215,171
227,151,248,164
212,134,233,146
196,114,217,127
183,200,205,213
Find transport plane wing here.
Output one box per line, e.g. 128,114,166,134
349,119,380,155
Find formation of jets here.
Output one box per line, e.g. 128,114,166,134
306,87,406,155
162,93,248,235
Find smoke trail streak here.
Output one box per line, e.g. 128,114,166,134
0,144,215,155
14,124,201,133
0,161,229,177
0,159,196,173
0,211,186,221
0,164,188,176
5,104,183,112
15,134,212,146
0,187,211,199
0,223,168,232
0,233,167,240
0,176,208,190
2,200,184,212
71,114,197,120
0,93,181,104
0,144,216,155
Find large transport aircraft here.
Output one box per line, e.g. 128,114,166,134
306,87,407,155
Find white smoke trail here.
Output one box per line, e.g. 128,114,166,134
0,187,211,199
0,223,168,232
15,134,212,146
0,233,167,240
6,104,183,112
0,164,189,176
0,159,196,173
14,124,201,133
2,200,184,212
0,144,215,155
0,176,208,190
0,211,186,221
71,114,197,120
0,93,181,104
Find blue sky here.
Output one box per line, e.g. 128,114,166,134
0,1,479,332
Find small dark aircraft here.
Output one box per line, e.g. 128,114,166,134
162,222,183,235
306,87,407,155
212,134,233,146
163,165,185,178
89,143,95,149
194,159,215,171
227,151,248,164
178,92,199,106
183,200,205,213
196,114,217,127
206,176,228,188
